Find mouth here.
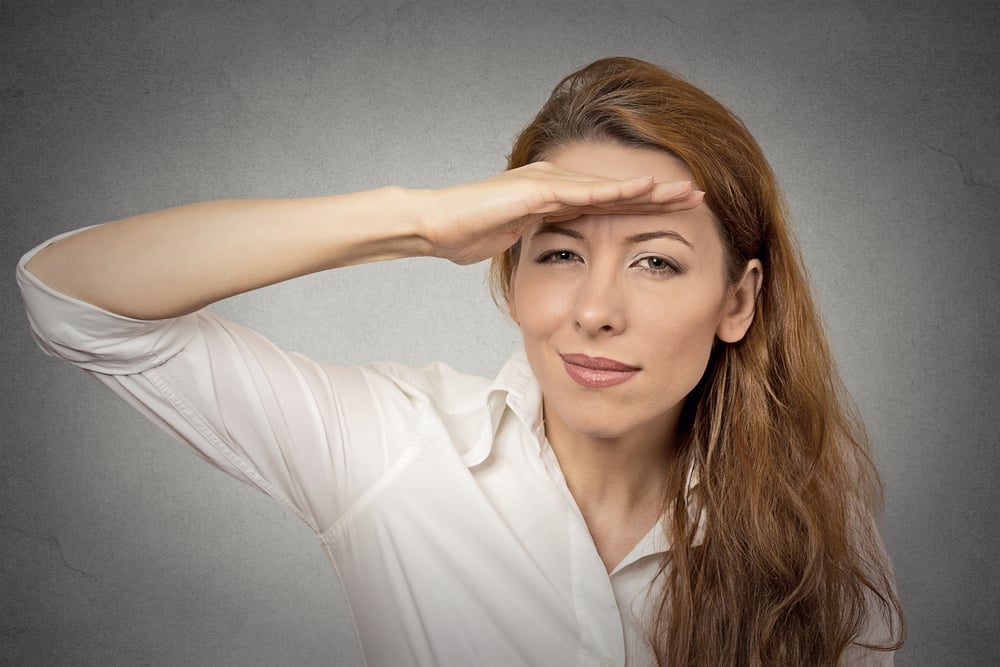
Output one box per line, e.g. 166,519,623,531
559,353,640,388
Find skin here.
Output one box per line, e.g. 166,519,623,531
509,142,762,571
25,167,702,319
23,143,744,572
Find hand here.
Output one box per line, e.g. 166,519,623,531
415,161,704,265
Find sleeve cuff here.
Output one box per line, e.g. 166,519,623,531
16,227,201,375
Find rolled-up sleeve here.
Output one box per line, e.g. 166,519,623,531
17,232,420,534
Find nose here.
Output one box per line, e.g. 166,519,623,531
572,269,626,336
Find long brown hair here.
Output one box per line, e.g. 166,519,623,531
489,57,904,666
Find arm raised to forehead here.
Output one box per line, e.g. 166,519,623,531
24,163,698,320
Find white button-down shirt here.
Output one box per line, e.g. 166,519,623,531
17,233,893,666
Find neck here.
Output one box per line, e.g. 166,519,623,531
543,400,680,515
543,399,683,572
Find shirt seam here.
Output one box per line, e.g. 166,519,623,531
145,367,317,531
314,365,431,538
318,435,426,542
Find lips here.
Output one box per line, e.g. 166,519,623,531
560,353,640,388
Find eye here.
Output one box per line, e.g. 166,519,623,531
633,255,680,275
536,249,582,264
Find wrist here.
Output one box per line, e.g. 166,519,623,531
327,186,435,264
399,186,445,259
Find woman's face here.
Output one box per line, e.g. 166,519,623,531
510,141,759,448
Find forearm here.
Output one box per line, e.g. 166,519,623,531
24,187,430,320
24,163,698,320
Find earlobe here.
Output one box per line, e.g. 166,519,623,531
716,260,763,343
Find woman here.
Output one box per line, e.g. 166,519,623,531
18,57,903,665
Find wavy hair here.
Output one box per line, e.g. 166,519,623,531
489,57,904,665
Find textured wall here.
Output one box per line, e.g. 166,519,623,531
3,1,998,665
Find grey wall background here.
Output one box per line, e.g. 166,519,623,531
2,1,997,665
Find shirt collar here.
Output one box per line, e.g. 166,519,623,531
459,346,541,467
492,345,544,432
608,471,706,572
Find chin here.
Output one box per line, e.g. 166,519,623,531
550,404,648,441
542,386,685,446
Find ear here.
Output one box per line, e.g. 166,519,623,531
716,259,763,343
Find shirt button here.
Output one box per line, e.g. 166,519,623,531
599,659,617,667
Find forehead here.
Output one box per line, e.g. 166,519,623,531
533,141,721,252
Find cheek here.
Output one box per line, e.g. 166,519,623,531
632,288,723,368
510,272,569,335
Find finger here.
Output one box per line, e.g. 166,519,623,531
577,190,705,215
662,190,705,211
547,175,657,207
541,212,584,223
577,178,698,208
639,189,705,209
612,180,697,205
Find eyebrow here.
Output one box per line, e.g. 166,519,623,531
532,224,585,241
626,230,694,249
532,224,694,250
